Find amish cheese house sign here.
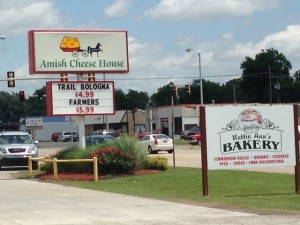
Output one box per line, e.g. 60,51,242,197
205,105,296,170
46,81,115,116
28,30,129,74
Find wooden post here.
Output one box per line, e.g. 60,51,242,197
53,158,58,179
28,156,32,176
93,157,98,181
200,106,208,196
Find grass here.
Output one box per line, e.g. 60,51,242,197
55,167,300,213
174,139,189,145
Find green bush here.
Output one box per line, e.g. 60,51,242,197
41,136,148,174
90,136,148,170
90,147,135,174
40,147,92,173
145,156,169,171
40,161,53,172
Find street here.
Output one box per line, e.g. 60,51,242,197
0,142,299,224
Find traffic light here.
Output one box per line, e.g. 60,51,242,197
172,85,178,96
38,91,43,101
88,72,95,82
19,91,25,102
7,71,15,87
185,83,191,94
60,73,68,82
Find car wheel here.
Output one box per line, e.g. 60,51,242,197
167,150,173,154
148,146,153,154
32,161,38,170
64,138,70,142
197,140,201,145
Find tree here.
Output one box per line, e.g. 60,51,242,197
0,92,25,125
240,48,292,103
126,89,149,110
24,87,47,116
150,82,174,106
115,89,128,110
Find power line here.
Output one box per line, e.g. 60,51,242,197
0,71,286,82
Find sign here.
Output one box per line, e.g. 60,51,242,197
205,105,296,170
46,81,115,116
28,30,129,74
26,118,43,129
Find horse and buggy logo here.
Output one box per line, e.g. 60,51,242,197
60,36,103,57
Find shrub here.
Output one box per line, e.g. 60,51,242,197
90,136,148,170
41,136,148,174
90,147,136,174
40,147,92,173
145,156,169,171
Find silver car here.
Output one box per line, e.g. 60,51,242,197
58,131,78,142
0,131,39,169
140,134,174,154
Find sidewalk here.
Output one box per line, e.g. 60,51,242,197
0,179,300,225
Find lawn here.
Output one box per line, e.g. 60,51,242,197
57,167,300,213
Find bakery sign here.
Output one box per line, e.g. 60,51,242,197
28,30,129,74
205,105,296,170
46,81,115,116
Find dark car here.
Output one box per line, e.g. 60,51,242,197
86,134,116,146
181,126,200,140
51,132,61,142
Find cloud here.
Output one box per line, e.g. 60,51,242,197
105,0,132,18
224,25,300,59
145,0,278,21
0,0,62,35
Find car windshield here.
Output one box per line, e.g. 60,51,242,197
0,135,33,145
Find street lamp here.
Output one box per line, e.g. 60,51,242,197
186,48,203,105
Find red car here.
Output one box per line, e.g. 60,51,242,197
51,132,61,142
138,131,151,139
188,133,201,145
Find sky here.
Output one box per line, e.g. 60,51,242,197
0,0,300,96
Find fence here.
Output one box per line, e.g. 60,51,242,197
28,156,98,181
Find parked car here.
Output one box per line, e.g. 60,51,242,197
181,126,200,140
188,133,201,145
58,131,78,142
138,131,151,139
86,134,116,147
0,131,39,169
92,129,119,137
51,132,61,142
140,134,174,154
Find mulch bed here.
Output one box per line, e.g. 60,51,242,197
35,170,161,181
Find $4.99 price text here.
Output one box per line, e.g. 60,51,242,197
75,91,94,98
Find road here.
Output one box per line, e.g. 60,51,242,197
0,142,299,224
